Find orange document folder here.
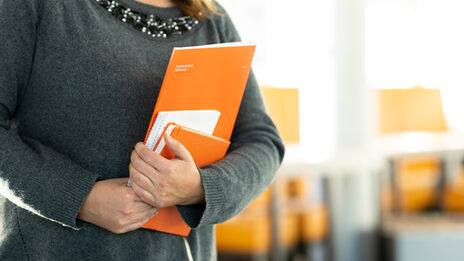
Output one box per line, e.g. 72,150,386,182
142,43,256,236
144,42,256,142
142,123,230,236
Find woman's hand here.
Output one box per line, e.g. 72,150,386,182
77,178,158,234
129,133,205,208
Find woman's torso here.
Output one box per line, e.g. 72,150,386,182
2,0,231,259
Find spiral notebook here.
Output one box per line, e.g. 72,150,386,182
145,110,220,150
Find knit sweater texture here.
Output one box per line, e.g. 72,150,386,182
0,0,285,260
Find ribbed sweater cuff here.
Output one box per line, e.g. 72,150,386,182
197,166,225,226
46,170,100,229
178,167,224,228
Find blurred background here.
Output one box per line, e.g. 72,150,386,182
214,0,464,261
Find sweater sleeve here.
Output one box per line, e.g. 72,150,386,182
0,0,100,230
178,8,285,228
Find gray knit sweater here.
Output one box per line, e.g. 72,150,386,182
0,0,284,260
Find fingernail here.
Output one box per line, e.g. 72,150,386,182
165,134,173,143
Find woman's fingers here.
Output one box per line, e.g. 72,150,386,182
134,142,170,171
130,174,158,206
163,133,193,162
130,150,160,177
79,178,160,235
129,163,158,191
119,207,158,234
131,199,156,211
129,154,164,195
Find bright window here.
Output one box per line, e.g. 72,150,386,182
366,0,464,131
218,0,337,163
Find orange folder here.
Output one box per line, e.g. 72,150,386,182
142,43,256,236
144,43,256,142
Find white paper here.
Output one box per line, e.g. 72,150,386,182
145,110,220,150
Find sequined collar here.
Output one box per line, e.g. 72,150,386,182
95,0,200,38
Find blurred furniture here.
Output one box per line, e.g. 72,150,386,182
287,176,330,261
216,174,331,261
390,155,443,213
443,164,464,212
378,151,464,261
216,190,271,261
380,214,464,261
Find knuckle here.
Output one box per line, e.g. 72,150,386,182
140,150,152,162
164,166,173,175
135,142,144,152
124,195,132,203
122,209,131,216
140,192,151,203
133,176,145,188
132,158,143,171
173,144,181,151
116,218,126,227
158,178,168,188
131,173,141,184
155,192,167,205
124,190,135,200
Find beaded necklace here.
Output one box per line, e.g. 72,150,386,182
95,0,200,38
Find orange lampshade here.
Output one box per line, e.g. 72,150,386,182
379,87,448,134
261,87,300,143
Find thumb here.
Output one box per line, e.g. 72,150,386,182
164,133,193,162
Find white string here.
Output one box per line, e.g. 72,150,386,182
183,237,194,261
